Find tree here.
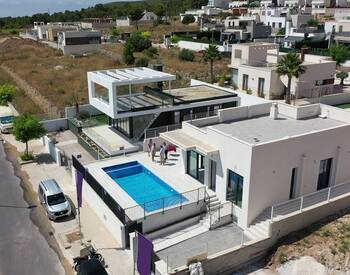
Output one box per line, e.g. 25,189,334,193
307,18,319,27
182,14,196,25
127,32,151,52
0,84,16,105
13,114,46,156
128,6,144,30
203,44,222,84
123,43,135,65
336,71,349,85
110,27,121,39
329,44,349,66
276,52,305,105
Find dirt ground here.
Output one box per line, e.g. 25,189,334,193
267,209,350,273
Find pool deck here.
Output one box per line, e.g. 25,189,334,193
86,150,205,218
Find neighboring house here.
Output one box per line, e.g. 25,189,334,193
180,6,223,23
36,23,78,41
160,102,350,230
223,16,272,41
228,1,249,8
57,30,101,55
284,21,325,47
208,0,232,8
80,18,116,30
229,42,336,99
116,11,158,26
264,8,288,31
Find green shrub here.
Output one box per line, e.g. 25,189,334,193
144,46,158,58
135,57,149,67
182,14,196,25
20,152,34,161
0,84,16,105
179,49,195,61
123,43,135,65
171,35,180,43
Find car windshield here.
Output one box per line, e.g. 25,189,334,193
0,116,14,124
47,193,66,206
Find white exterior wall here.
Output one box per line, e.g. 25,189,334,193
237,65,285,99
265,16,286,29
177,40,231,53
71,167,127,247
247,125,350,226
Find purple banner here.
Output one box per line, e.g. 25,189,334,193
76,170,83,208
137,233,153,275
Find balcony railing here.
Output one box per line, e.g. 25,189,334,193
144,124,182,139
270,181,350,221
124,187,206,223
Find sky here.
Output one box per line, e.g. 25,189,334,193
0,0,135,18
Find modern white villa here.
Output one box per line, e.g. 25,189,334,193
72,100,350,274
84,67,241,158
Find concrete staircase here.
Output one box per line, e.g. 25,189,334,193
244,207,271,240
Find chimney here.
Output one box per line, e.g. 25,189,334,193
153,64,164,92
270,103,279,120
300,47,308,62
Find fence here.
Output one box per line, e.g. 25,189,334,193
209,201,234,228
270,181,350,221
144,124,182,139
124,187,206,222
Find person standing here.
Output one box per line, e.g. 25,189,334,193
148,139,153,157
159,145,165,165
163,142,168,160
151,143,156,162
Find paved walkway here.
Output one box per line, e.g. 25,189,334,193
157,223,249,270
0,141,65,275
2,134,134,275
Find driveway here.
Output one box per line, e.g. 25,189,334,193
0,141,66,275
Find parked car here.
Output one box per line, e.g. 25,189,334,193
0,106,14,134
38,179,71,220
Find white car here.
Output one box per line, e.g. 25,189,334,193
0,106,14,134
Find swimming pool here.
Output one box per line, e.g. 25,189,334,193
103,161,187,212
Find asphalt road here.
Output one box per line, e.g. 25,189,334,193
0,141,65,275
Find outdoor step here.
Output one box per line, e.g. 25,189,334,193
153,225,208,252
209,204,221,211
253,224,268,237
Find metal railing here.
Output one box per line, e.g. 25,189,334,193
270,181,350,221
209,201,234,228
124,187,206,222
183,111,217,122
144,124,182,139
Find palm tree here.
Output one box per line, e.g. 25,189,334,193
276,52,305,105
203,44,222,84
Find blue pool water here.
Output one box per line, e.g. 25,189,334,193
103,161,187,212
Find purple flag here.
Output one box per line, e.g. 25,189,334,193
137,233,153,275
76,170,83,208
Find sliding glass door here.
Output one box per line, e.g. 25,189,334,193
317,158,332,190
187,150,205,184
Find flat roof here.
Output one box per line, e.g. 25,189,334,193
88,67,176,86
208,114,346,144
163,85,237,103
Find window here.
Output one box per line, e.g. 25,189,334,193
227,170,244,208
289,168,297,199
317,158,332,190
242,74,249,90
258,77,265,96
187,150,205,184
